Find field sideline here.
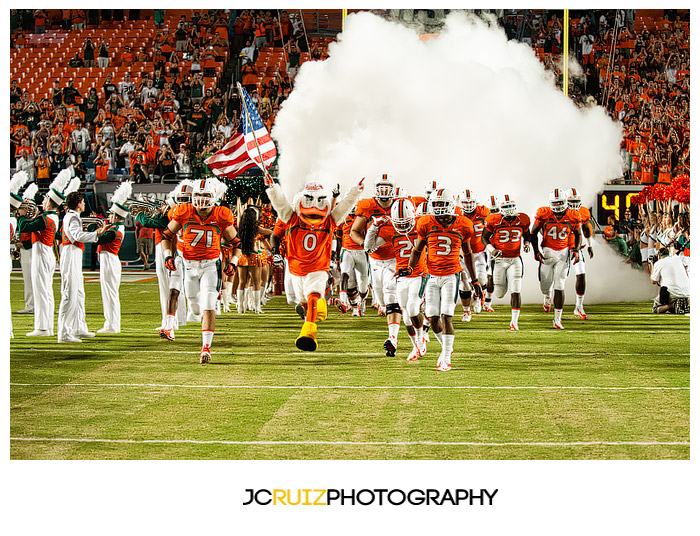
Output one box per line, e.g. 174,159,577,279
9,276,690,460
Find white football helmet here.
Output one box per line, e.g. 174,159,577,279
487,195,500,214
293,181,331,224
390,197,416,234
394,186,408,199
172,179,194,205
429,188,456,217
374,174,396,203
460,189,477,214
565,187,582,210
549,188,567,213
500,194,518,218
191,179,217,209
415,201,430,216
424,180,440,198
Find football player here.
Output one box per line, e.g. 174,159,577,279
481,195,531,330
351,174,397,322
402,188,482,371
566,187,593,319
365,198,428,360
482,195,500,312
161,178,238,363
411,180,439,212
530,188,582,329
458,189,490,321
335,204,369,316
267,178,365,350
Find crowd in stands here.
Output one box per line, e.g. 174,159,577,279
10,9,310,187
9,9,691,193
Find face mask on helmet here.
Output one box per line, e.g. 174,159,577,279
191,179,216,209
295,182,330,224
173,180,193,204
374,174,395,202
390,198,416,234
565,188,582,210
429,188,455,217
460,189,477,213
549,188,567,213
500,195,517,218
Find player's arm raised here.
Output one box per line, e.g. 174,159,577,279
265,183,293,223
330,178,365,225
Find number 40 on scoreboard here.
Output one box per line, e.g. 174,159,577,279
595,186,643,222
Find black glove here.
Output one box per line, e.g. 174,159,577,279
397,267,414,277
272,248,284,266
471,280,483,299
332,183,340,198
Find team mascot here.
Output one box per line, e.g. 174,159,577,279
266,177,365,350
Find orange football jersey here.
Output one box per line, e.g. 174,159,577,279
534,207,581,251
285,212,337,276
170,204,235,260
411,195,427,208
463,205,490,253
354,197,393,260
485,212,531,258
341,212,363,250
376,223,426,277
416,214,474,276
568,206,591,248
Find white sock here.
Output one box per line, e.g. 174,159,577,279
485,292,493,302
442,334,454,357
202,329,214,347
340,290,348,304
434,330,444,347
415,326,424,343
576,294,585,309
388,322,400,341
165,314,176,330
554,309,563,323
408,332,417,348
511,308,520,324
252,289,261,309
237,290,245,312
223,282,232,305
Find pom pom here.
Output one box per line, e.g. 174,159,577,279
671,174,690,191
674,187,690,204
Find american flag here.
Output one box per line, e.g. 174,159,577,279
205,85,277,179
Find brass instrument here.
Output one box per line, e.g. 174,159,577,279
82,217,106,232
128,195,166,218
18,199,39,220
11,247,20,261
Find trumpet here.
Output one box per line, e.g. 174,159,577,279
128,196,166,218
10,248,20,261
82,217,107,232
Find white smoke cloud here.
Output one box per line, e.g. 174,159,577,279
273,11,654,304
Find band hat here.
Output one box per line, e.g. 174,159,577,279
46,168,75,206
10,170,30,208
108,181,133,218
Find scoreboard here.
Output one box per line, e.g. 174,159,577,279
594,184,644,227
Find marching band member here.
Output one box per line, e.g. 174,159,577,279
56,172,109,343
96,181,132,333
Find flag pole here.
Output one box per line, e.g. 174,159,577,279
237,82,275,186
563,9,569,97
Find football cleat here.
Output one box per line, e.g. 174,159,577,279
159,328,175,341
295,321,318,351
407,347,420,361
384,337,397,357
378,307,386,317
352,306,360,316
543,296,552,313
473,299,482,314
574,308,588,319
510,322,519,331
58,335,82,343
337,299,350,314
76,331,95,338
200,345,211,364
483,303,495,313
553,320,565,330
436,356,451,372
461,310,472,322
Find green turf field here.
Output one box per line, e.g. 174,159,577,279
9,276,690,460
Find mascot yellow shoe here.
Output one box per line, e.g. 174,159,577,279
295,321,318,351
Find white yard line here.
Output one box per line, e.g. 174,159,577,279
9,437,690,447
10,382,690,391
